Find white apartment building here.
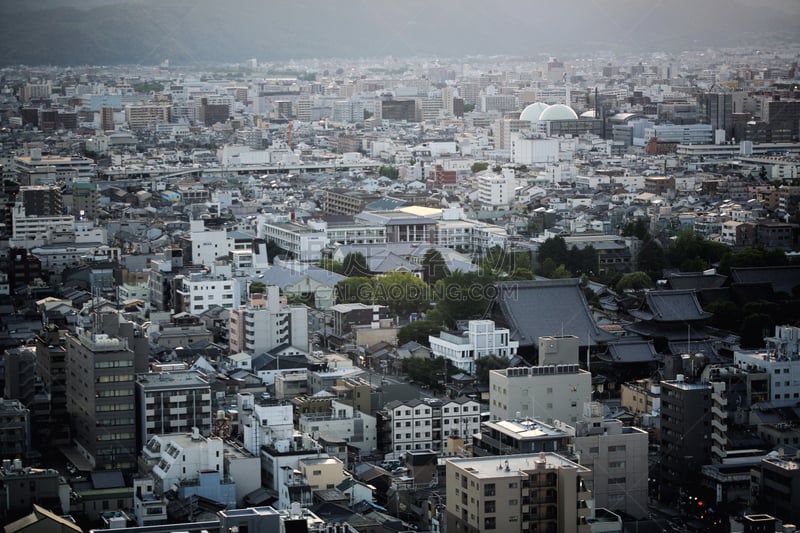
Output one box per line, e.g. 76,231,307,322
511,136,560,165
734,325,800,408
188,220,234,266
173,271,237,314
259,221,327,262
477,172,516,208
228,286,309,356
240,401,296,456
384,397,481,457
10,204,74,248
298,399,377,452
143,430,226,495
31,242,120,272
429,320,518,375
490,364,592,425
306,218,387,247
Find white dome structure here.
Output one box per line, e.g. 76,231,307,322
539,104,579,121
519,102,550,122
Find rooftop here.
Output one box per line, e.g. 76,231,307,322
448,452,589,478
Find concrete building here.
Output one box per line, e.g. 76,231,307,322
751,450,800,525
259,221,327,262
9,204,74,248
65,317,147,471
472,417,571,457
228,286,309,356
173,271,237,314
556,403,649,519
734,329,800,409
125,104,170,130
297,399,377,453
659,376,711,504
429,320,519,375
382,397,482,457
135,370,213,450
18,185,62,216
477,171,516,208
0,400,32,463
13,150,95,186
489,364,592,425
445,452,593,533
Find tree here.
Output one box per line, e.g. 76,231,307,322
740,313,774,349
463,103,476,113
616,271,653,293
342,252,369,277
620,219,650,240
265,239,284,263
374,272,431,317
335,277,373,304
379,165,399,179
471,161,489,173
537,236,569,272
316,258,344,274
475,354,510,383
637,237,665,281
398,320,444,346
422,249,450,285
433,271,495,328
400,356,454,391
249,281,266,294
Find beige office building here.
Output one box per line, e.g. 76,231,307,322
445,452,592,533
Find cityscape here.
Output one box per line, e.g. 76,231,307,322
0,2,800,533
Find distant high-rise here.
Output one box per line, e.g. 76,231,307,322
100,106,115,132
66,315,147,471
703,93,733,141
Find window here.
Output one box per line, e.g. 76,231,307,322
485,500,496,513
484,483,496,496
484,517,496,530
609,461,625,469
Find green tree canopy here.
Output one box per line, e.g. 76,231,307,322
342,252,370,277
316,258,344,274
475,354,510,383
400,356,455,391
379,165,399,179
398,320,444,347
470,161,489,173
432,271,495,328
537,236,569,272
422,249,450,285
620,219,651,240
636,237,665,281
615,271,653,293
249,281,266,294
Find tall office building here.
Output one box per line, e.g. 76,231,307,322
445,452,592,533
66,314,147,471
659,376,711,504
702,93,733,141
100,106,115,132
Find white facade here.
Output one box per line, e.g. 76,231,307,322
10,204,74,248
734,330,800,408
174,271,237,313
189,220,233,266
386,397,481,456
240,403,295,455
228,286,309,355
143,431,225,494
477,173,516,208
511,136,560,165
429,320,518,375
259,221,327,262
490,364,593,425
298,400,377,452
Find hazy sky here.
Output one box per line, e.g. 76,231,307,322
0,0,797,65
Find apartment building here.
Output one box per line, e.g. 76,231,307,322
429,320,519,375
173,271,237,314
228,286,309,356
135,370,213,450
445,452,592,533
381,397,481,456
557,403,649,519
490,364,592,425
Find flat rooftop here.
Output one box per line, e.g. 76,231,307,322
448,452,589,478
